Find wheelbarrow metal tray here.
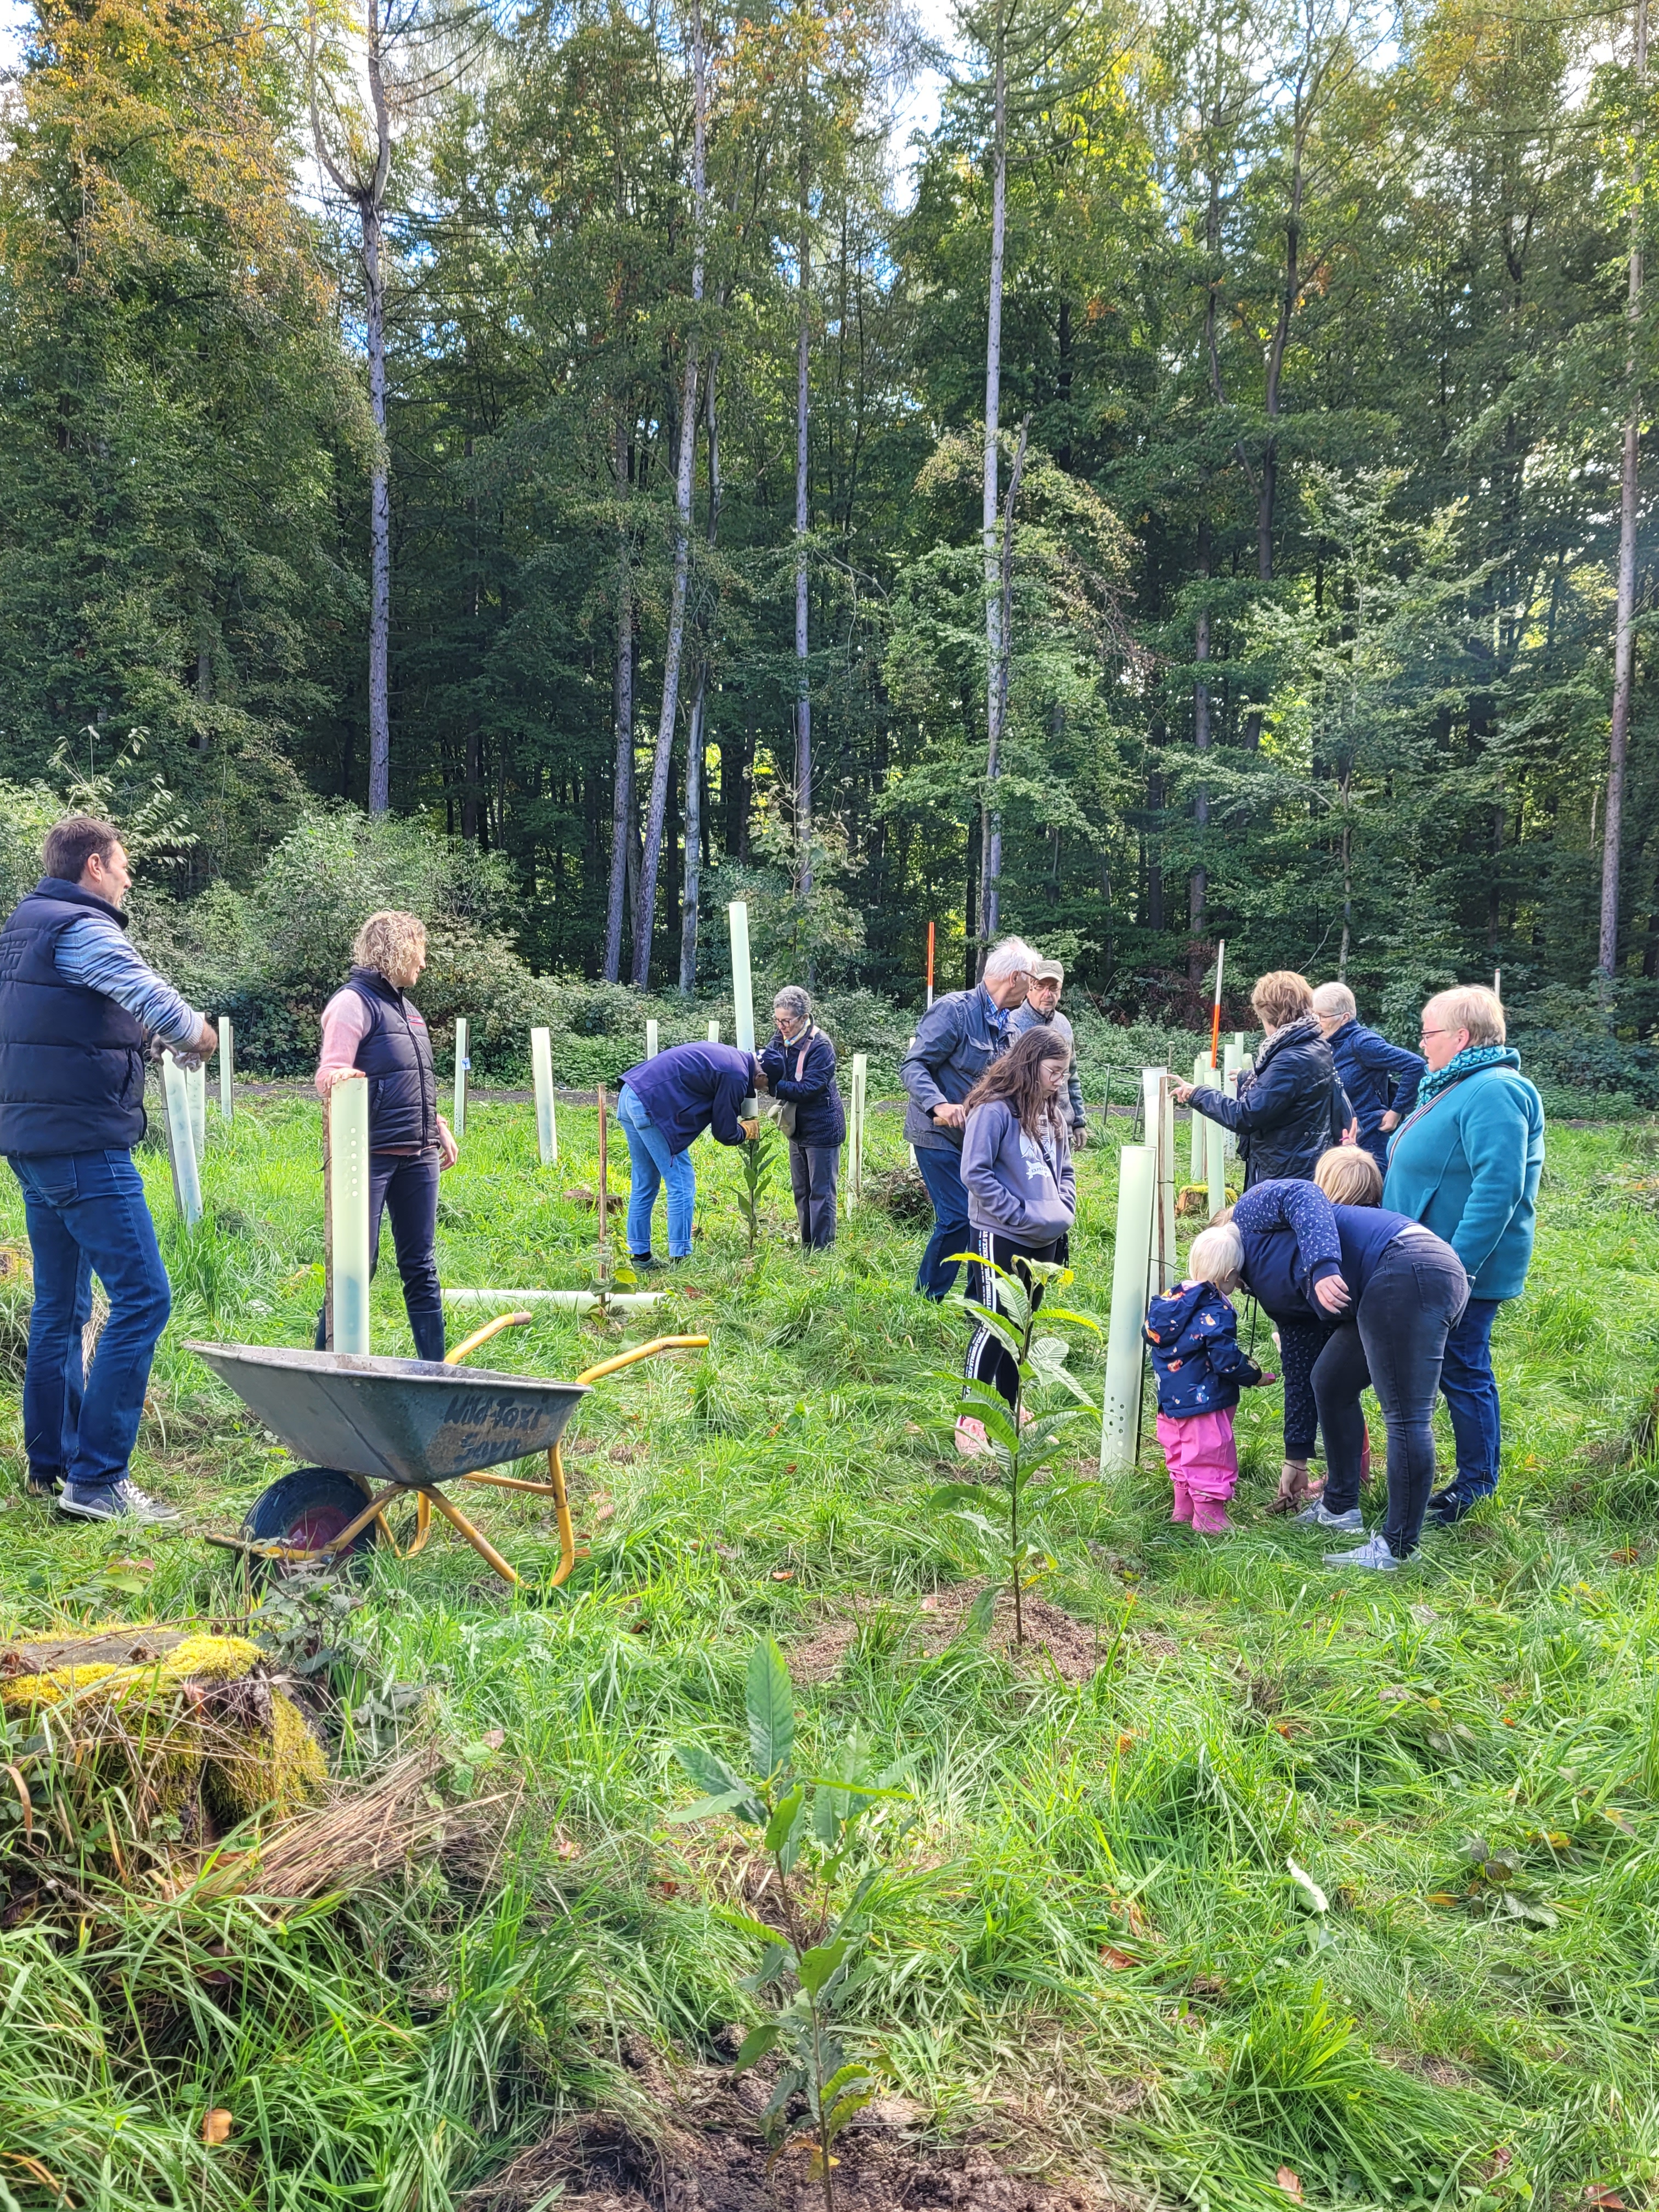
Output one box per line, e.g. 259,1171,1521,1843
185,1342,589,1487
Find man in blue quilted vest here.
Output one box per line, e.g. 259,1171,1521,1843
0,815,216,1522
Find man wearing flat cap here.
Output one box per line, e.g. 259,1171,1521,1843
1010,959,1088,1148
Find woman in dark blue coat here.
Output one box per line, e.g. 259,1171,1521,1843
760,986,846,1249
1174,969,1352,1187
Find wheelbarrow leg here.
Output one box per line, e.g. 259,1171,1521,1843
544,1445,577,1588
423,1485,522,1587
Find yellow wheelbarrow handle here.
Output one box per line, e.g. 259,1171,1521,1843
439,1319,711,1588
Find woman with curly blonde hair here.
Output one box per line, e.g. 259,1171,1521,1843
312,910,458,1362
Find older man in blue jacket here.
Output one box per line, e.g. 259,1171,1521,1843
1312,981,1425,1170
1383,985,1545,1525
899,936,1037,1298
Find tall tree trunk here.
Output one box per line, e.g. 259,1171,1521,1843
603,421,634,983
364,202,391,812
680,357,722,992
978,0,1008,967
1601,0,1647,981
1242,54,1307,753
310,0,393,813
1189,516,1212,980
980,419,1028,955
794,153,812,897
633,0,707,988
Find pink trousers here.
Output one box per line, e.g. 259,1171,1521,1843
1157,1409,1240,1532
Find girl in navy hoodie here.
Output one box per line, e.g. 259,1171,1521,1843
1143,1226,1265,1531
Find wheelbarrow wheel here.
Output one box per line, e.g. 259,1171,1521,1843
242,1467,379,1578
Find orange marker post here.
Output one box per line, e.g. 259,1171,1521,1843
926,919,936,1009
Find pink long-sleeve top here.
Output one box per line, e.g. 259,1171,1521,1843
315,988,374,1096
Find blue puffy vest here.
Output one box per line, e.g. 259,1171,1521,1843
344,968,438,1152
0,879,149,1155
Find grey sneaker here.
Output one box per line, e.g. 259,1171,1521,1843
1296,1502,1365,1532
1323,1532,1397,1572
59,1479,182,1526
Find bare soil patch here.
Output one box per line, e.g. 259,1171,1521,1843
911,1583,1108,1684
467,2056,1119,2211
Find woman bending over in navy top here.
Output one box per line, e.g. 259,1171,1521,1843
1217,1149,1466,1571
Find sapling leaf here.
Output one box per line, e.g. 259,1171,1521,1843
732,2022,781,2073
667,1787,752,1825
674,1744,764,1823
747,1639,795,1781
762,2066,806,2126
738,1942,793,1991
953,1585,998,1644
715,1904,793,1948
764,1785,805,1855
957,1304,1026,1361
945,1509,1004,1544
1039,1305,1102,1331
798,1936,850,1997
927,1482,1003,1511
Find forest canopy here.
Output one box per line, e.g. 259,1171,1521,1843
0,0,1652,1056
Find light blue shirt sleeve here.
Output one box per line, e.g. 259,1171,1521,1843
53,915,204,1051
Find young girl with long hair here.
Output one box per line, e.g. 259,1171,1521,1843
954,1027,1077,1454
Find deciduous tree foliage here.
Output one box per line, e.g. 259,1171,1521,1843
0,0,1653,1034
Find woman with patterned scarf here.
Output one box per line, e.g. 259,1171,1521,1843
1382,986,1545,1526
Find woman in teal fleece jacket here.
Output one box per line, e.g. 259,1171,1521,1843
1382,985,1545,1525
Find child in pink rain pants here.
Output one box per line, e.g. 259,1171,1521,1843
1142,1226,1266,1531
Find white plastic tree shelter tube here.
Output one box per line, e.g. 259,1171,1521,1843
1206,1105,1228,1218
1141,1069,1169,1307
646,1019,659,1059
161,1053,202,1227
850,1053,868,1206
443,1288,664,1314
187,1060,206,1167
217,1017,233,1118
1189,1051,1207,1181
1222,1040,1242,1161
707,1020,720,1042
1100,1143,1156,1474
531,1027,557,1165
729,901,757,1116
329,1074,372,1355
453,1017,469,1141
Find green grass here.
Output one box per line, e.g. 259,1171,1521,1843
4,1095,1659,2209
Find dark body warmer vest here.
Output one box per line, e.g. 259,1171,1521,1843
0,879,149,1155
345,967,438,1153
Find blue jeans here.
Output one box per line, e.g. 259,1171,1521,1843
1440,1295,1503,1497
8,1149,172,1493
618,1084,695,1259
914,1144,971,1300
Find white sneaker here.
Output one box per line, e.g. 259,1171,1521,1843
59,1479,182,1526
1323,1532,1397,1572
1296,1502,1365,1532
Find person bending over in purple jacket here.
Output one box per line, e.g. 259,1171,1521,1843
953,1028,1076,1457
616,1040,763,1267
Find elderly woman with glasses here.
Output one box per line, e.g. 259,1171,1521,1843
760,986,846,1249
1382,985,1545,1526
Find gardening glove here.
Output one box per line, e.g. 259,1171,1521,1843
740,1119,760,1142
